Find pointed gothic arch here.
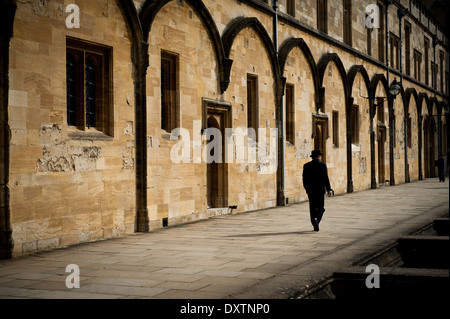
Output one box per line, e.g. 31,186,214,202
139,0,231,93
278,37,320,109
221,16,282,95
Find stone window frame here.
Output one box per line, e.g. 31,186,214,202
247,73,259,141
389,32,400,70
431,61,438,90
413,49,422,81
161,50,180,133
367,28,372,57
286,0,295,17
424,36,430,86
404,21,412,76
66,37,113,137
285,83,295,145
343,0,352,46
377,1,385,63
332,110,339,147
351,105,360,146
317,0,328,34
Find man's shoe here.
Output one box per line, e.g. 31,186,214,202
313,218,319,232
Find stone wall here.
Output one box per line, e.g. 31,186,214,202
8,0,136,256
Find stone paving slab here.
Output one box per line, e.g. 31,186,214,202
0,178,448,299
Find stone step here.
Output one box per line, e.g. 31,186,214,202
331,266,449,299
397,235,449,269
206,207,232,217
433,217,450,236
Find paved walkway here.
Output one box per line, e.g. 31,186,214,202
0,178,448,299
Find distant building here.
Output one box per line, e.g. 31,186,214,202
0,0,448,258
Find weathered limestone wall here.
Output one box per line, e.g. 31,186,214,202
322,61,348,194
408,96,420,182
8,0,135,256
146,1,219,228
351,73,372,192
224,26,278,212
394,96,406,184
283,46,315,204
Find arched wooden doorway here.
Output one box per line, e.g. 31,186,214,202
313,116,328,163
207,115,225,208
203,99,231,208
377,126,387,184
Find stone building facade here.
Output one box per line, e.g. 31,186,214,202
0,0,448,258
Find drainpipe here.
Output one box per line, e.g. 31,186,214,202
385,0,391,86
273,0,285,206
0,0,17,260
370,99,376,189
398,8,406,86
398,7,409,183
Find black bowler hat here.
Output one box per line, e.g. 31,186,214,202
310,150,323,158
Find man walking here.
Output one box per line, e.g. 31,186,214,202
302,150,333,232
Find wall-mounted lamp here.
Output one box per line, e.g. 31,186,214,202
370,78,401,107
388,79,401,97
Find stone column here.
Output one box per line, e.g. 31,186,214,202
0,0,17,259
388,96,396,186
369,98,377,189
133,41,150,232
346,96,354,193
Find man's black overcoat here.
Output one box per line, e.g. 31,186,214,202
302,159,332,196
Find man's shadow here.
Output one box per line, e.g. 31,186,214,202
225,230,316,238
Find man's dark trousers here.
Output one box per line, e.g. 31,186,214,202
308,193,325,228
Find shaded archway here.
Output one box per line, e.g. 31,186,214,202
348,65,371,98
144,0,225,226
317,53,350,111
393,82,407,184
222,16,284,205
318,54,349,193
278,38,318,203
348,65,371,191
317,53,352,192
405,88,420,181
370,74,390,187
222,16,282,95
418,92,430,180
